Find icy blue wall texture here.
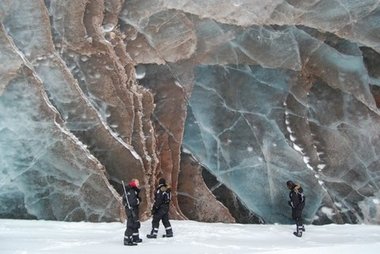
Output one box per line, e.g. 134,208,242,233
1,0,380,224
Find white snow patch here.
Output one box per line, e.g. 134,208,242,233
174,81,184,89
80,56,89,62
292,143,303,153
102,23,115,32
321,207,335,218
182,147,192,154
135,65,146,79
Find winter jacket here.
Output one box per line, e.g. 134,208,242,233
288,184,305,219
152,184,171,214
123,185,141,219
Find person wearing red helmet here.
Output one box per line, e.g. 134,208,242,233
123,178,142,246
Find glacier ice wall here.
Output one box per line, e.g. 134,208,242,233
0,24,122,221
1,0,380,224
123,0,380,224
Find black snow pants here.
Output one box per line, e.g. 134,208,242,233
150,205,172,237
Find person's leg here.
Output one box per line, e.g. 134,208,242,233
298,215,305,232
132,228,142,243
162,212,173,237
299,216,305,232
147,213,161,238
293,217,303,237
124,219,137,245
132,219,142,243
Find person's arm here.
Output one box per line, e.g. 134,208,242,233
290,192,300,208
128,191,140,208
163,187,171,203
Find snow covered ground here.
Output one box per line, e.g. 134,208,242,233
1,219,380,254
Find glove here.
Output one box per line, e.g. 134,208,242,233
288,201,293,207
151,206,157,215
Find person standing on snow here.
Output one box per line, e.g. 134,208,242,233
147,178,173,238
286,180,306,237
123,178,142,246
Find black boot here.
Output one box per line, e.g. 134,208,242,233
163,226,173,237
124,237,137,246
133,233,143,243
147,228,158,239
293,224,303,237
293,231,302,237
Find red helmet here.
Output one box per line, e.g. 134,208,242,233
129,179,139,188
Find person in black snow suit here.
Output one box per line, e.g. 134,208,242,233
123,179,142,246
287,180,306,237
146,178,173,238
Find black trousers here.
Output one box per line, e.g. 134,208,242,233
292,208,304,233
151,206,172,235
125,215,140,241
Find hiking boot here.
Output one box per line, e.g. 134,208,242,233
124,239,137,246
293,232,302,237
133,238,143,243
146,234,157,239
163,234,173,238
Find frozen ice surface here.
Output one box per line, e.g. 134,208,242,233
1,219,380,254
